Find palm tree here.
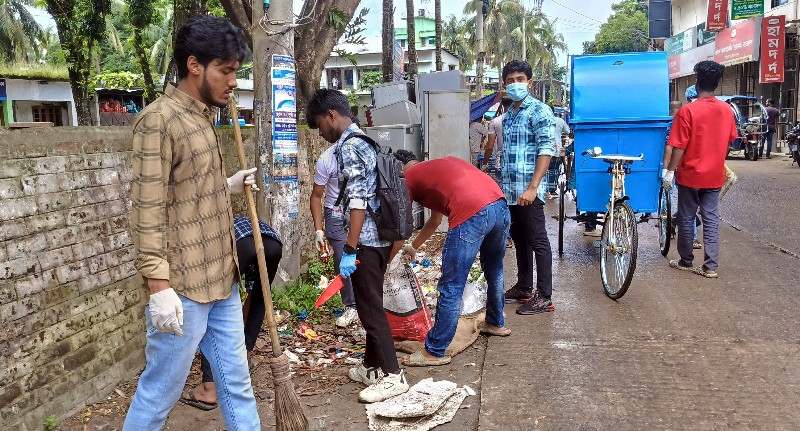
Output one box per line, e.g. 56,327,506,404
535,16,567,103
381,0,393,82
405,0,417,79
463,0,524,69
148,6,174,77
434,0,442,71
441,16,473,72
0,0,42,62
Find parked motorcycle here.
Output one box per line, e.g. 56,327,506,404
721,96,767,161
786,122,800,166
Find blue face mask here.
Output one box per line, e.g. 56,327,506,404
506,82,529,102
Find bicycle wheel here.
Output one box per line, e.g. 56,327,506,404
558,180,566,257
658,186,671,257
600,202,638,300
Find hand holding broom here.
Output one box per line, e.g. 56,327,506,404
228,97,308,431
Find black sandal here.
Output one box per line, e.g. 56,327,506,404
180,393,218,411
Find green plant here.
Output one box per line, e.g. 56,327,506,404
43,415,58,431
307,256,335,283
90,71,145,90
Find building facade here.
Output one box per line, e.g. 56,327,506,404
668,0,800,128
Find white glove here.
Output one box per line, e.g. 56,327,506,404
314,229,331,257
227,168,259,194
661,169,674,189
148,288,184,336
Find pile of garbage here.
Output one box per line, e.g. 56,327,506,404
365,378,476,431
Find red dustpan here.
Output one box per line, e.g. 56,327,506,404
314,276,346,308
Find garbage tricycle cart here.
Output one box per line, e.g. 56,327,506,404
559,52,671,300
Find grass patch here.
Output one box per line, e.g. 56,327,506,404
0,62,69,81
272,257,342,323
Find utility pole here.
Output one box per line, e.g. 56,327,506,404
475,0,485,97
252,0,299,281
521,15,526,61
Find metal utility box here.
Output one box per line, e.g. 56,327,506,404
363,124,422,159
371,81,411,109
421,90,470,161
370,100,421,126
415,70,466,104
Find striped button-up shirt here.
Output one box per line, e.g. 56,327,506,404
130,84,237,303
233,216,281,244
501,96,557,204
336,123,390,248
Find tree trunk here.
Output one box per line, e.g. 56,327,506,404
405,0,417,78
132,31,157,103
434,0,442,71
166,0,207,89
382,0,394,82
475,1,484,97
294,0,360,119
221,0,253,45
69,67,95,126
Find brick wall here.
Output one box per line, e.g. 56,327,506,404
0,127,143,430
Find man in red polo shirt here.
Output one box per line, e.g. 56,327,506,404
392,150,511,367
663,61,737,278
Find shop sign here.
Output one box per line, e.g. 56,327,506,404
669,43,717,79
665,29,696,55
696,23,718,47
707,0,729,31
759,15,786,83
732,0,764,20
0,79,6,101
714,17,760,66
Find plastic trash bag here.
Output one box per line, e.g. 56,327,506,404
383,256,433,342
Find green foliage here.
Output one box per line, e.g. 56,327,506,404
441,15,474,72
0,62,69,80
272,256,340,317
583,0,649,54
0,0,43,62
90,70,145,89
207,0,225,17
43,415,59,431
359,71,382,91
332,7,369,67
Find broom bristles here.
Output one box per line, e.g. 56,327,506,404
269,353,308,431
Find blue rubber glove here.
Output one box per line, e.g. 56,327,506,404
340,252,357,278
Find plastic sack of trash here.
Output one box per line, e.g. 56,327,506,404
383,256,433,342
461,265,487,316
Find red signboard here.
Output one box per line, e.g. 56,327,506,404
668,55,682,78
759,15,786,84
707,0,729,31
714,17,760,66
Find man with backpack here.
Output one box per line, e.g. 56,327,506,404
306,89,410,403
393,151,512,367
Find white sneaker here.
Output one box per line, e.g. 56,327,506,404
358,370,410,403
336,307,360,327
348,363,383,386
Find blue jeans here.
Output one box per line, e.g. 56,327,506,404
123,288,260,431
425,199,510,357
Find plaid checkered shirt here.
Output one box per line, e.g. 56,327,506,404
501,96,557,204
232,216,281,244
336,123,390,248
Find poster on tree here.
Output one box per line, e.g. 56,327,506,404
270,54,299,219
731,0,763,20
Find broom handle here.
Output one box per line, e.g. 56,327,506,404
228,98,284,358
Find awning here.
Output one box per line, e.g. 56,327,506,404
470,92,499,123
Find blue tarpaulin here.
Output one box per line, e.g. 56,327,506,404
470,92,499,123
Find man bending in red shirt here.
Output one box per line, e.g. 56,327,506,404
663,61,738,278
393,151,512,366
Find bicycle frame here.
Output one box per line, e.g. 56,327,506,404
605,160,627,251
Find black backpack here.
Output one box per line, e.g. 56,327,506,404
334,133,414,242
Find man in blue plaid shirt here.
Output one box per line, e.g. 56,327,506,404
306,89,408,404
500,60,558,315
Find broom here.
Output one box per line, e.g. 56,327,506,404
228,97,308,431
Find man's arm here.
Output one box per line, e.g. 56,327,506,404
310,184,326,232
411,211,443,249
518,110,557,205
666,147,685,171
130,112,171,293
346,209,366,248
483,134,497,168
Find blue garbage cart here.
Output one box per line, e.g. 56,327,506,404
559,51,671,299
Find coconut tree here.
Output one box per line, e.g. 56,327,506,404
0,0,42,62
148,6,174,77
441,15,473,72
434,0,441,71
463,0,524,69
404,0,417,79
382,0,394,82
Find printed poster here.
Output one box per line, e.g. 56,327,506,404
270,54,299,219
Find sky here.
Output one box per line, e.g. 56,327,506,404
354,0,618,66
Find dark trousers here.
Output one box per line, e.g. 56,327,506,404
509,199,553,299
676,185,721,271
762,130,774,158
351,245,399,374
200,234,282,383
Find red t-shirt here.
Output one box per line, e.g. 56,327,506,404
668,97,738,189
405,157,504,228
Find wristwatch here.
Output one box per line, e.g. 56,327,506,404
343,244,359,255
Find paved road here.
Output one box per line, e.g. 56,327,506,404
479,157,800,430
